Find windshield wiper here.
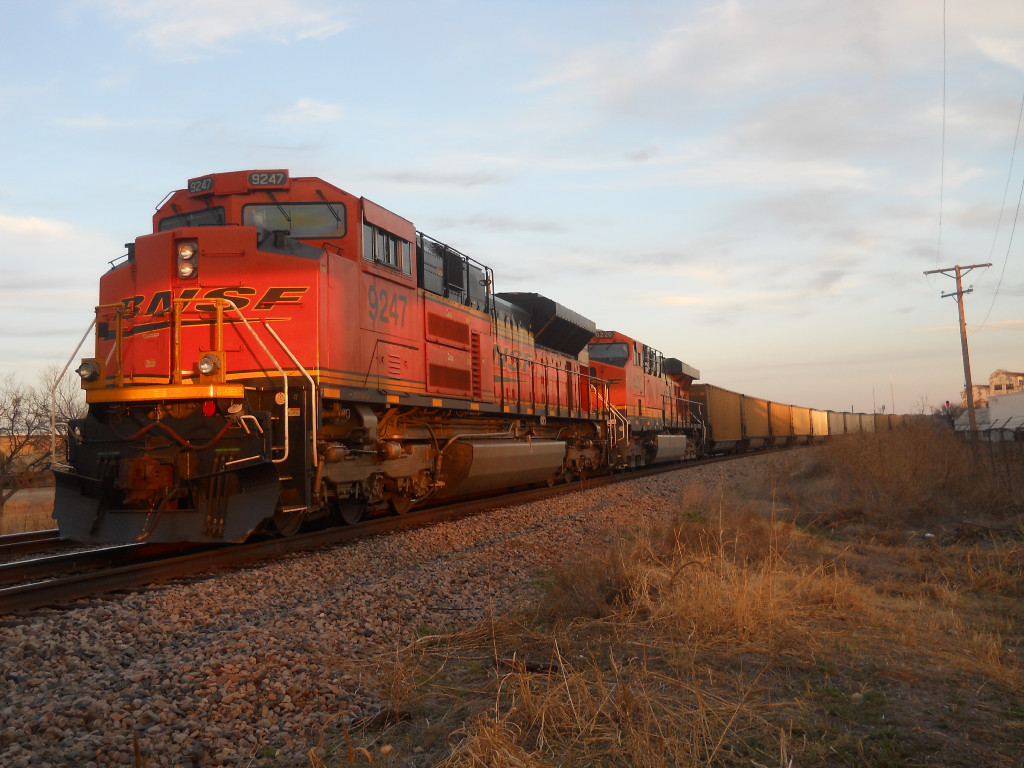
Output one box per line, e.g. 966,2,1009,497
316,189,342,224
266,191,292,227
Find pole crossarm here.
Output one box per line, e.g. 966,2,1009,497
923,262,991,278
940,288,971,299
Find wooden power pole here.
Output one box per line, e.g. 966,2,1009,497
923,263,991,434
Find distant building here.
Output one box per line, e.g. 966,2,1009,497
990,369,1024,395
961,369,1024,409
963,383,990,409
954,388,1024,440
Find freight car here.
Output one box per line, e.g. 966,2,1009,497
52,170,706,543
691,383,880,454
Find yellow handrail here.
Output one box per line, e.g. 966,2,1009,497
170,297,291,464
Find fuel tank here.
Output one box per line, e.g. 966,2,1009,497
650,434,688,464
434,439,567,498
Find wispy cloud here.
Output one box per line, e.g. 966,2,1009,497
95,0,347,59
0,214,72,239
274,98,346,124
973,35,1024,71
371,169,504,188
906,319,1024,333
54,115,117,128
434,213,566,234
976,318,1024,331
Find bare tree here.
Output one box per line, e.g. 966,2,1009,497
933,400,965,429
0,368,86,513
41,363,88,440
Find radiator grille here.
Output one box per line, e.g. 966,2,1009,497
428,364,471,392
471,333,482,400
427,313,470,346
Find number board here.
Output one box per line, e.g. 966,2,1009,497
247,170,289,189
187,175,215,196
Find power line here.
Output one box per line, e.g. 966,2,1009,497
935,0,947,270
980,85,1024,327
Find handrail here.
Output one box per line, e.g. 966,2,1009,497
62,297,295,465
590,383,628,445
497,350,609,420
660,393,701,428
263,321,317,467
209,299,290,464
169,297,290,464
50,318,97,466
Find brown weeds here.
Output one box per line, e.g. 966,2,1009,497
807,426,1021,525
336,430,1024,767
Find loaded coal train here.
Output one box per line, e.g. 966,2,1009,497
52,170,886,544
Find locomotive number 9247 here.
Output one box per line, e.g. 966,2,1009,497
367,285,407,327
248,171,288,187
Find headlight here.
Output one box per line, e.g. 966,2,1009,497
75,360,100,382
177,240,198,278
198,353,220,376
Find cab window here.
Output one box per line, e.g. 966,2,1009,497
363,222,412,276
158,207,226,231
242,202,346,237
587,342,630,367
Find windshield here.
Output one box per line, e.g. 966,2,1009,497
242,202,346,238
158,207,225,231
587,342,629,367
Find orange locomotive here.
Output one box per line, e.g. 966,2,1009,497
53,170,703,543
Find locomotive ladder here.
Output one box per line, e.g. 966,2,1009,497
589,384,629,449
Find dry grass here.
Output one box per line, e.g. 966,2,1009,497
770,425,1024,532
316,430,1024,768
0,485,55,534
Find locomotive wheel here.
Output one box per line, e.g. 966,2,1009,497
270,488,305,536
336,499,365,525
271,509,304,537
389,494,415,515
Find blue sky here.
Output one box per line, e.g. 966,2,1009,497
1,0,1022,413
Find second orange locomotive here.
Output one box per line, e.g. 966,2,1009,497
54,170,703,542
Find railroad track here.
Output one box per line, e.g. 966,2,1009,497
0,452,761,616
0,529,63,558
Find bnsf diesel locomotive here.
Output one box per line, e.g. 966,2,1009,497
53,170,706,543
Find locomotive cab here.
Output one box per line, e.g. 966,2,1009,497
586,330,701,465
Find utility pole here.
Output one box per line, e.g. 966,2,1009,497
923,263,991,434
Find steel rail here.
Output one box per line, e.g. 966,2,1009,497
0,542,210,587
0,451,774,616
0,529,63,558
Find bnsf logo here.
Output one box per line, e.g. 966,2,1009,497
119,286,308,316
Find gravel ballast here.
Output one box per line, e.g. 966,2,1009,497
0,455,784,767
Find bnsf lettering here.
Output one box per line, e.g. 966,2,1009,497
120,287,308,317
121,295,144,316
141,287,201,316
145,291,172,316
195,286,258,312
254,287,307,310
